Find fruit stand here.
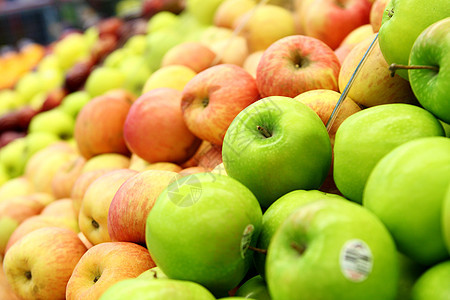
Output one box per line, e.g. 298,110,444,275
0,0,449,299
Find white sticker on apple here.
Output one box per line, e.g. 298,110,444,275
339,239,373,282
240,224,255,259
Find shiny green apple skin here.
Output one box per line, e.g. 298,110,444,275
364,137,450,266
410,260,450,300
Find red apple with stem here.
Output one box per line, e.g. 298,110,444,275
256,35,341,98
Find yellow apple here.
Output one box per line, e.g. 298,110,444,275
213,0,256,29
209,35,249,66
51,155,86,199
334,24,374,64
0,176,34,203
142,65,197,93
243,50,264,78
81,153,130,173
338,34,418,107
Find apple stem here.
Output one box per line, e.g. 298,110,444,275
248,245,268,255
257,126,272,138
291,242,306,255
92,219,99,229
389,63,439,77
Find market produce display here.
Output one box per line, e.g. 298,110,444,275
0,0,449,299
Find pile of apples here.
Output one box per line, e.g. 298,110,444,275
1,0,449,299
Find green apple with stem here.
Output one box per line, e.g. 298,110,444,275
235,275,270,300
99,278,216,300
410,260,450,300
266,198,399,300
146,173,262,297
254,190,345,278
136,267,168,280
389,17,450,124
333,103,445,204
28,109,75,140
363,136,450,266
378,0,450,79
222,96,332,209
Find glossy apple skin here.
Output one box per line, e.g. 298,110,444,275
66,242,156,300
108,170,179,245
146,173,262,297
266,199,399,300
338,34,417,107
254,190,345,277
222,97,332,209
408,17,450,124
363,137,450,266
235,275,270,300
256,35,341,98
99,278,216,300
3,227,87,300
378,0,450,79
124,88,201,164
74,93,132,159
181,64,260,146
410,260,450,300
333,103,445,204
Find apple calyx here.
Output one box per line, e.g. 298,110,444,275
291,242,306,255
257,125,272,138
201,97,209,108
93,275,100,283
248,245,268,255
92,219,100,229
25,270,32,280
387,8,394,18
388,63,439,77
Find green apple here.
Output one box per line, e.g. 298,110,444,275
145,29,184,71
406,17,450,124
363,136,450,266
410,260,450,300
118,55,152,96
103,48,134,69
266,198,399,300
38,68,64,92
137,267,168,280
235,275,270,300
58,91,91,118
222,96,332,209
123,34,148,55
99,278,216,300
23,132,60,161
28,109,75,140
83,26,99,49
146,11,179,34
0,89,26,113
0,138,27,178
443,184,450,254
36,54,61,73
0,163,9,186
15,72,44,104
185,0,225,25
333,103,445,204
378,0,450,79
53,32,90,71
84,67,126,98
254,190,345,277
146,173,262,296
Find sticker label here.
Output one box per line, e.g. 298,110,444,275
339,239,373,282
240,224,255,259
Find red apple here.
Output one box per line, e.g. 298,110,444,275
334,24,374,64
178,166,209,177
124,88,201,164
108,170,179,245
299,0,372,50
66,242,156,300
74,93,132,159
256,35,341,98
181,64,260,146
